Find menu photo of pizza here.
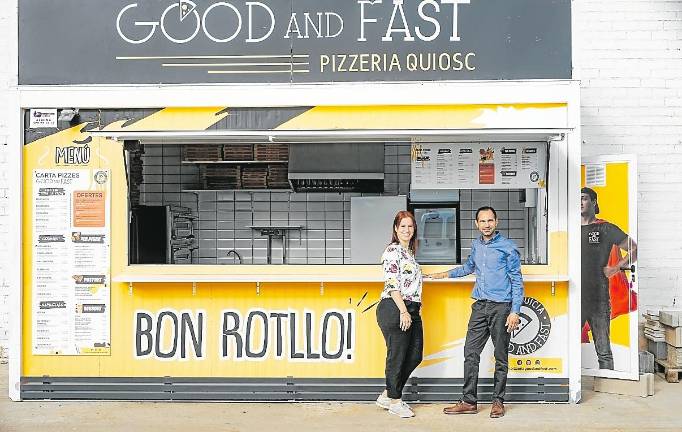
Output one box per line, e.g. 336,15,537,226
478,146,495,185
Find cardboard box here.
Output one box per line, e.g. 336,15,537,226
664,325,682,347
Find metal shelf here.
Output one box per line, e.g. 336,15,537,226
183,189,292,193
182,160,288,164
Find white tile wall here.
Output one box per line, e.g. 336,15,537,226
140,144,533,265
459,189,527,261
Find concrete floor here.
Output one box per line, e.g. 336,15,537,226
1,365,681,432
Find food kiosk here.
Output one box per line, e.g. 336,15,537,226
9,0,581,402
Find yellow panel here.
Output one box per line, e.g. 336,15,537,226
277,104,566,130
509,357,563,374
422,282,568,360
23,281,568,378
100,107,229,131
23,127,127,375
581,163,629,233
22,108,572,378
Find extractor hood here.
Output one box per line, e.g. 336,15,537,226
288,143,384,192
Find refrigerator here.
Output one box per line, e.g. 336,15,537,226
409,203,461,265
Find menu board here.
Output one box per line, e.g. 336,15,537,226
32,169,111,355
411,142,547,190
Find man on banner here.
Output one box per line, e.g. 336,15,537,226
580,187,637,370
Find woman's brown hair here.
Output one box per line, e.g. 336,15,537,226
390,210,418,255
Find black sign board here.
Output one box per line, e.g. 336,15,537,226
19,0,571,85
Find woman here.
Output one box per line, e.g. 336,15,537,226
375,210,423,418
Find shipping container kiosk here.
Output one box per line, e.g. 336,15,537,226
7,0,580,402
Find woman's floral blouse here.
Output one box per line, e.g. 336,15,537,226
381,243,422,302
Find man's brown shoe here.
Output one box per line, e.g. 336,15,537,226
490,400,505,418
443,401,477,415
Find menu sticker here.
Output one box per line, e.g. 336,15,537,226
412,142,547,190
29,109,57,128
73,191,105,227
32,169,111,355
411,144,436,186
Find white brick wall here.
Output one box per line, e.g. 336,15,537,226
0,1,11,356
0,129,8,356
577,0,682,310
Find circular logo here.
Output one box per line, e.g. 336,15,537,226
94,171,108,185
530,171,539,182
508,297,551,355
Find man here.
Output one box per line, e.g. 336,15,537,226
428,206,523,418
581,187,637,370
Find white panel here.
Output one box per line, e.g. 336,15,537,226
350,196,406,264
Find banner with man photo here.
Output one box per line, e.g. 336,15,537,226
581,156,638,380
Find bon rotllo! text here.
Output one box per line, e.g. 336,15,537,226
134,308,356,361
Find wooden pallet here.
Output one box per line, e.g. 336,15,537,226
223,144,254,161
182,144,223,161
655,359,682,383
241,166,268,188
254,143,288,161
200,165,241,189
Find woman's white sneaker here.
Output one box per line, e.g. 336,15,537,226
388,401,415,418
376,393,391,409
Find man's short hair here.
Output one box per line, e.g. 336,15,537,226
581,187,600,214
475,206,497,221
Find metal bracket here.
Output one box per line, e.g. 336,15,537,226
128,282,133,296
551,281,556,296
320,281,324,296
256,281,260,295
192,282,197,296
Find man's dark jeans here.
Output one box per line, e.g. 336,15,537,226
376,298,423,399
462,299,512,404
582,295,614,370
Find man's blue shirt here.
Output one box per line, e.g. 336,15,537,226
448,232,524,313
